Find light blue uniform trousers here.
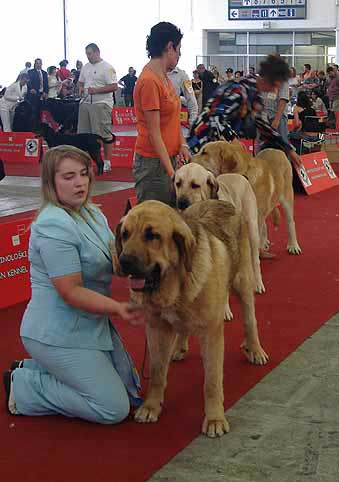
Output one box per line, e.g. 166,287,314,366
13,337,131,424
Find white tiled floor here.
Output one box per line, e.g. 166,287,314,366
0,176,133,217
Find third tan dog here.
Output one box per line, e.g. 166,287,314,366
115,200,268,438
192,141,302,255
174,163,265,323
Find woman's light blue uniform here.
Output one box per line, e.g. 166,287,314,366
13,204,142,424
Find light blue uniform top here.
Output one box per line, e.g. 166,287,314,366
21,203,116,350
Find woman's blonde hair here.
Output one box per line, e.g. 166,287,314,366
38,145,95,219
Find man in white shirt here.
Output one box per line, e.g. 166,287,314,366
78,43,118,171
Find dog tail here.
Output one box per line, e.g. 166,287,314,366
271,205,281,227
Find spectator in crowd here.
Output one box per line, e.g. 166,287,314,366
311,90,327,115
57,60,71,81
192,69,203,113
0,73,28,131
234,70,243,81
261,75,290,146
249,66,256,76
73,61,83,85
3,145,144,421
47,66,61,98
26,58,48,129
289,91,318,154
332,64,339,74
188,54,301,167
197,63,218,107
210,65,224,85
168,65,198,126
118,67,138,107
288,66,300,98
77,43,117,172
133,21,190,205
70,69,80,96
225,68,234,81
300,69,319,94
317,70,328,97
60,72,75,98
317,70,329,108
20,62,32,75
326,66,339,113
301,63,312,81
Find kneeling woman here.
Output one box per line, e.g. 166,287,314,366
3,146,144,423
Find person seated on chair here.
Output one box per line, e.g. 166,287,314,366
3,145,145,423
289,91,319,154
0,74,28,131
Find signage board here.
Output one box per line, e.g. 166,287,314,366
293,152,339,195
0,218,32,309
228,0,307,21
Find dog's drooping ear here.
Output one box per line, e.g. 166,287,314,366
183,200,235,245
173,220,196,272
219,143,248,174
207,172,219,199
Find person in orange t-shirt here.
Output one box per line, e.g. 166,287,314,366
133,22,190,206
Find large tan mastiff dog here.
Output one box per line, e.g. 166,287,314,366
115,200,268,438
192,141,302,255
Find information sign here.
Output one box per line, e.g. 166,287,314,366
228,0,307,21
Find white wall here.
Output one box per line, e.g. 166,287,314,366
4,0,64,88
2,0,338,88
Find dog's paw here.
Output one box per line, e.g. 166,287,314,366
261,238,271,251
287,243,302,255
255,280,266,294
224,304,233,322
134,403,162,423
171,348,188,361
202,415,230,438
171,335,189,361
241,342,269,365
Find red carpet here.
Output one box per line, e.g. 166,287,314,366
1,182,339,481
3,161,133,182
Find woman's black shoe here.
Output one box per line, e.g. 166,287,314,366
10,360,23,370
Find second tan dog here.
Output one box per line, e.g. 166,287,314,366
192,141,302,255
174,163,265,321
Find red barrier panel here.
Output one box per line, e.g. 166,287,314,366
0,218,32,309
0,132,42,163
293,152,339,195
111,136,137,168
112,107,137,125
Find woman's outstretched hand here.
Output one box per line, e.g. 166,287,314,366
113,301,145,326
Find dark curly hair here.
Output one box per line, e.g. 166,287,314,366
146,22,183,58
296,91,313,109
258,55,290,84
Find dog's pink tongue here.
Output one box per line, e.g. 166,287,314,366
129,277,146,290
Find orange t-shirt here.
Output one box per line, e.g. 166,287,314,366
133,66,181,158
